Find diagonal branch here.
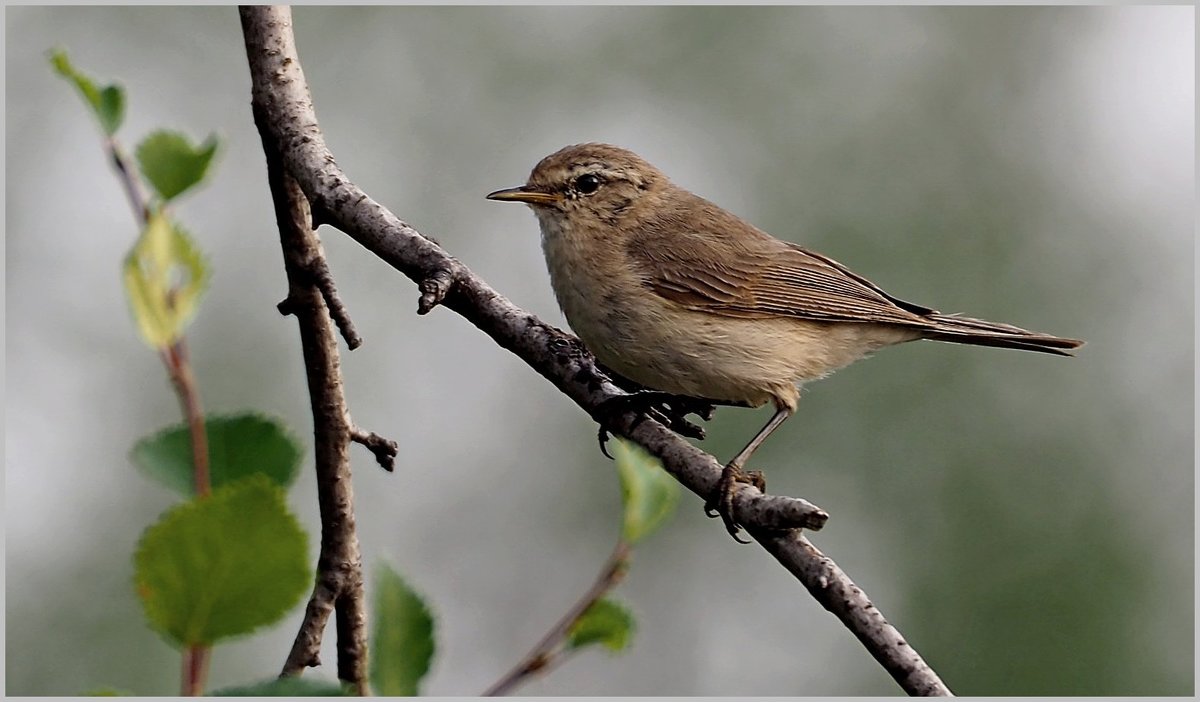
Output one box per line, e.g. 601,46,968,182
484,541,631,696
239,5,951,696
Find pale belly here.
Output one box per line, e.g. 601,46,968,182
556,277,920,411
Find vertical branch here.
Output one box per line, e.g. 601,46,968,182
250,92,369,693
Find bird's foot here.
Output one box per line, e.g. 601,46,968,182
593,391,715,458
704,463,767,543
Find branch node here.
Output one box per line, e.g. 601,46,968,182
351,427,399,472
417,267,455,315
309,198,334,231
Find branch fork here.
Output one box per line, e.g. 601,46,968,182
240,5,951,696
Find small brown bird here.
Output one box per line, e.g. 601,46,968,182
487,143,1083,540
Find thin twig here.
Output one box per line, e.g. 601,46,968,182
485,541,631,697
309,258,363,349
102,127,215,695
110,140,212,501
239,5,951,696
350,427,398,472
106,136,151,226
162,342,211,498
249,96,370,693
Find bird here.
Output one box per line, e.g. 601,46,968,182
486,143,1083,540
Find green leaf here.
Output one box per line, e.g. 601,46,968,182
122,210,210,348
131,413,303,496
136,130,219,201
567,598,634,653
370,563,435,696
49,48,125,135
133,475,311,646
96,85,125,136
612,438,679,544
211,677,351,696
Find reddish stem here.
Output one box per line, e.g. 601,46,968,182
161,341,211,497
182,644,211,696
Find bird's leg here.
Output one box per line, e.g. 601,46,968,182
706,406,793,542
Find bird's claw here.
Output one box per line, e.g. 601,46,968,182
598,425,614,459
704,464,766,543
593,391,715,456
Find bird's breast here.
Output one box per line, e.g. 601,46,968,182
538,216,638,352
537,217,758,402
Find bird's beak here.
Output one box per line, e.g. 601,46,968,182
485,185,561,205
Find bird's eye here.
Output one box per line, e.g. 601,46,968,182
574,174,602,194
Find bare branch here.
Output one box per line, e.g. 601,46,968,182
247,85,369,691
309,257,363,350
754,531,951,696
239,5,951,696
282,581,334,672
275,249,361,349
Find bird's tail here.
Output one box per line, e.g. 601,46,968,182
921,313,1085,356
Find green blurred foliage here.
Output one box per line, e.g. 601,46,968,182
122,211,210,348
210,676,351,696
568,598,635,653
131,413,303,496
135,129,219,202
370,563,436,696
133,476,310,646
49,47,125,135
612,438,679,544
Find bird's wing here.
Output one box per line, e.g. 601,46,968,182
625,197,938,327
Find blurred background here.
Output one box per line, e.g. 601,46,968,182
6,6,1193,696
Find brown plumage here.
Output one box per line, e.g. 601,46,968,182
628,208,1080,354
488,143,1083,539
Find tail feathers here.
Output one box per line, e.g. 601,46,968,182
921,313,1085,357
